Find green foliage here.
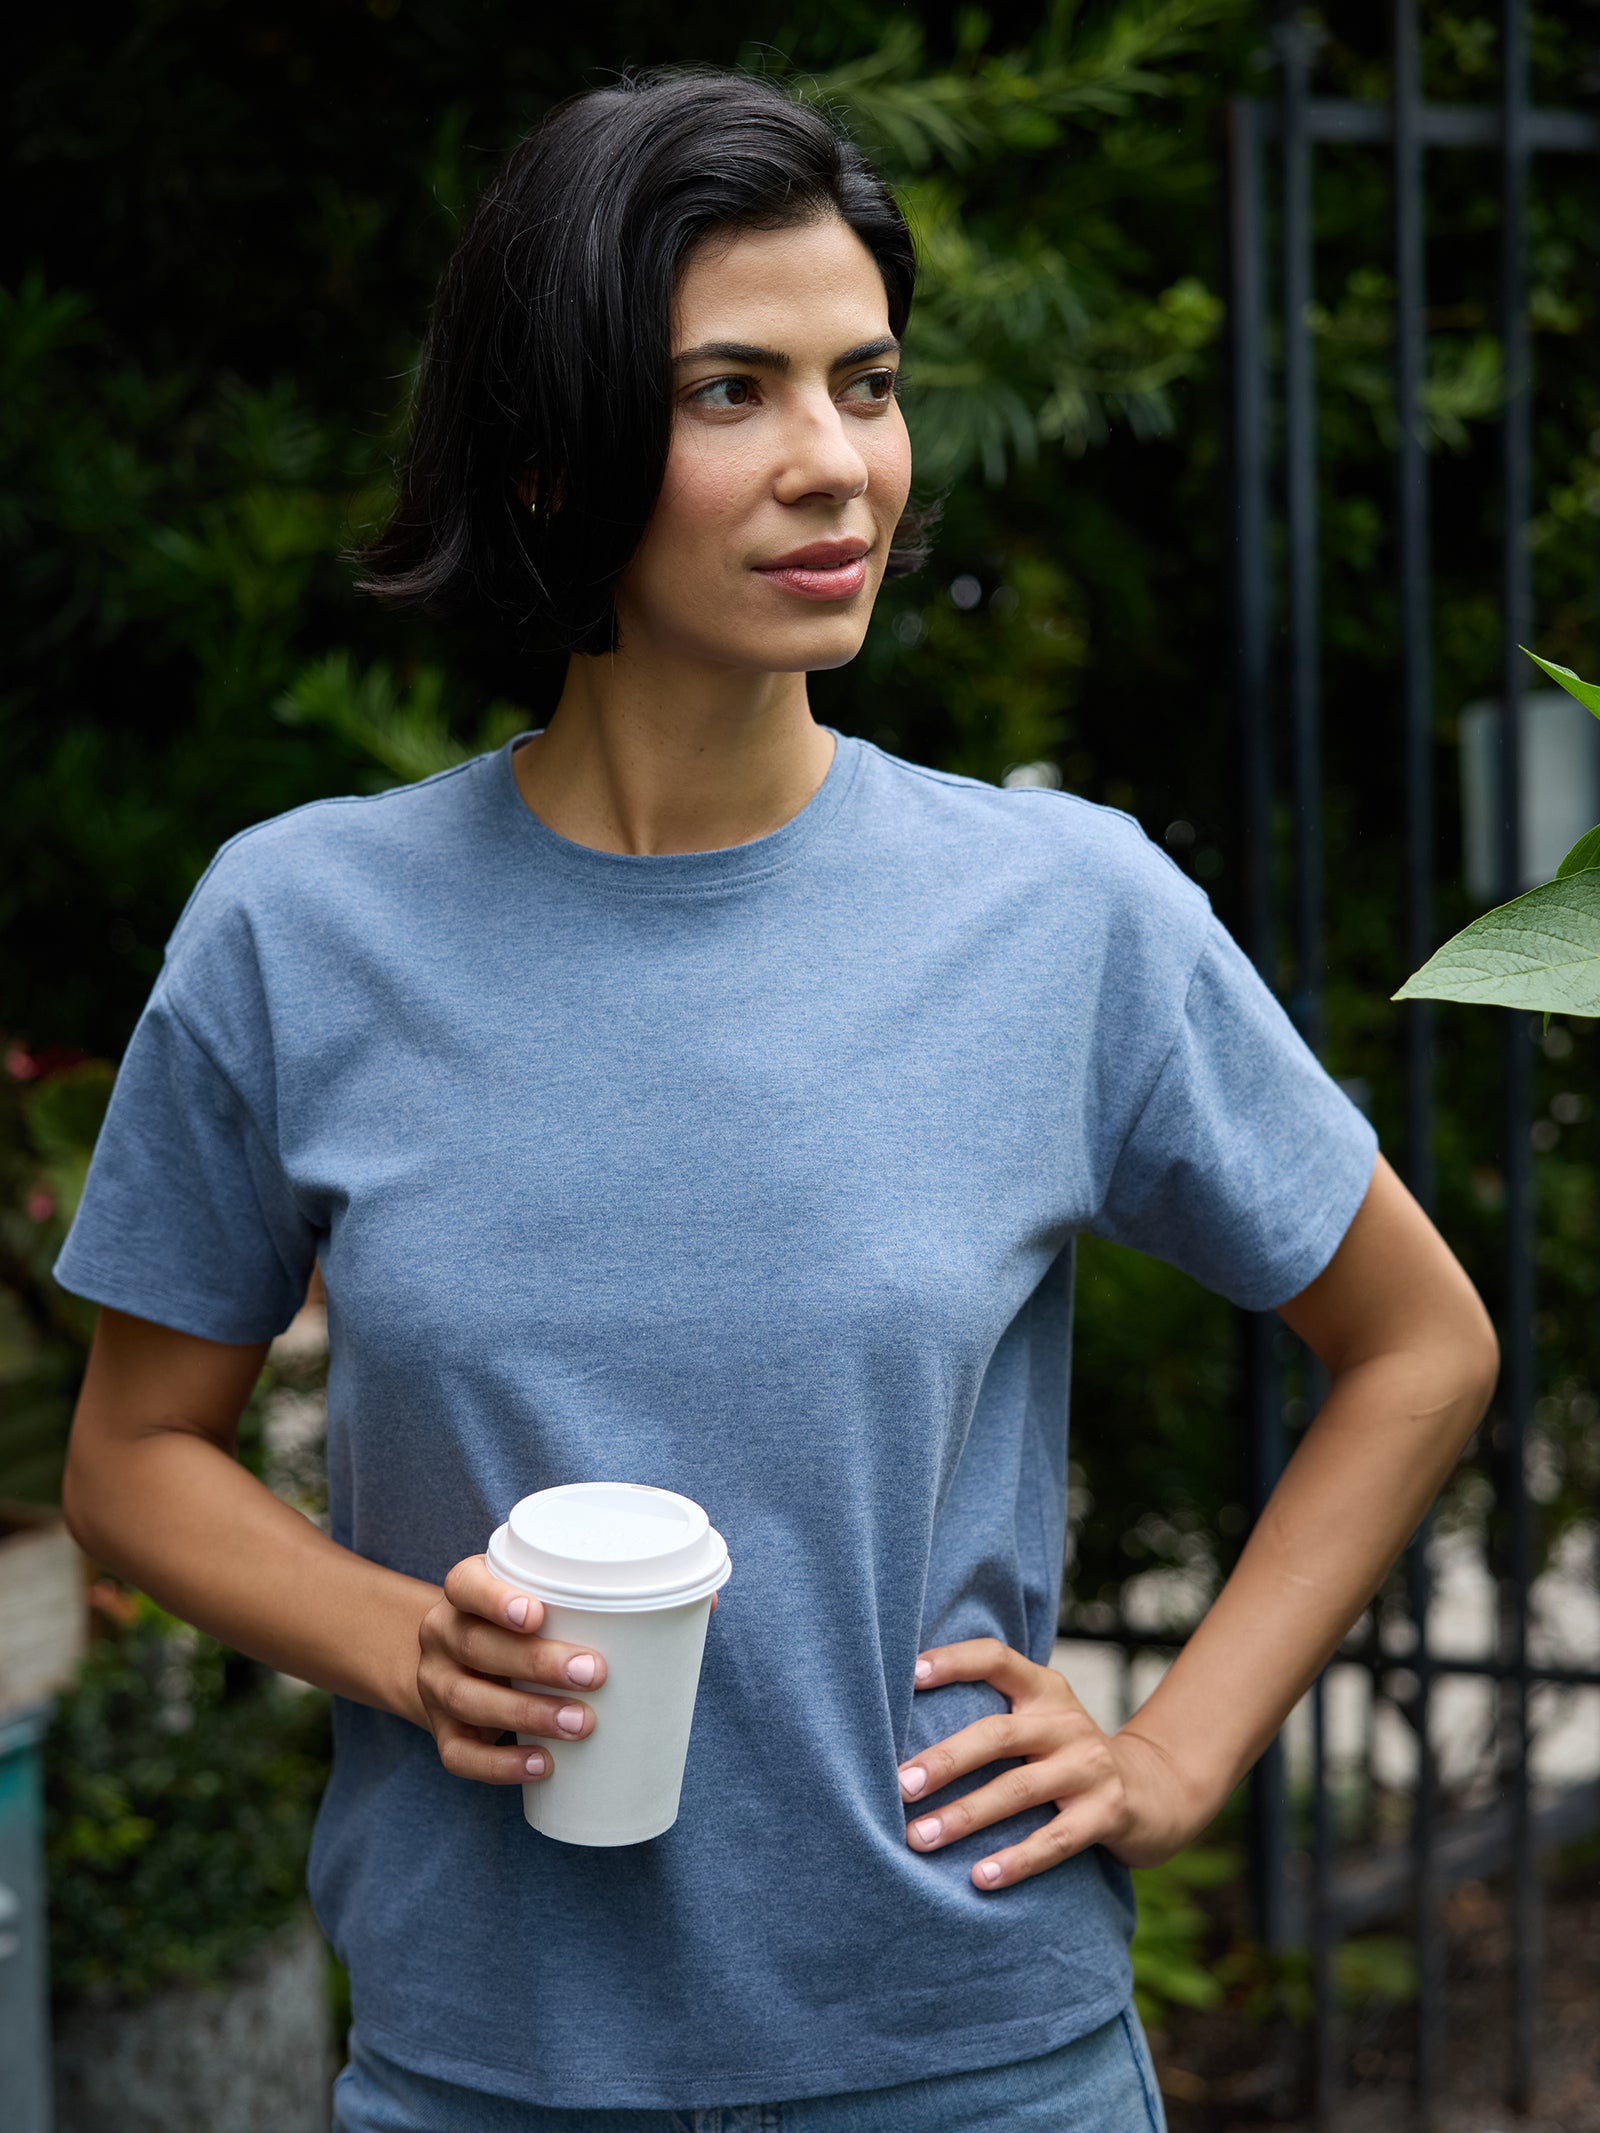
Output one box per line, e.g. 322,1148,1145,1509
1307,265,1503,455
0,1048,110,1500
1130,1845,1235,2025
1555,827,1600,882
1396,654,1600,1015
794,3,1234,487
800,2,1237,172
44,1594,330,2006
277,653,527,791
1,266,383,1046
1131,1837,1420,2033
1218,1933,1418,2026
1395,871,1600,1017
1525,648,1600,721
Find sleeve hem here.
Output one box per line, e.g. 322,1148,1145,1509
1230,1130,1380,1315
50,1252,295,1347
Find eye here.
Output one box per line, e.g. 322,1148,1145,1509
842,369,899,406
689,376,758,411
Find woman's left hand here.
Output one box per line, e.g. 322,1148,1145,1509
897,1637,1208,1891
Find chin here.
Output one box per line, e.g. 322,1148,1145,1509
733,617,874,675
799,633,871,675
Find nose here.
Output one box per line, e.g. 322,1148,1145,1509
771,393,870,507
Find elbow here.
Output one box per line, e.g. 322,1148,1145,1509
1457,1298,1500,1437
59,1442,94,1557
60,1426,111,1565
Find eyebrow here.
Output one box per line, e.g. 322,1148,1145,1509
671,335,900,372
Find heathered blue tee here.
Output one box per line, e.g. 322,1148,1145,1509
56,728,1377,2110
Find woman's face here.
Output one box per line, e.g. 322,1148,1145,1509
612,214,912,676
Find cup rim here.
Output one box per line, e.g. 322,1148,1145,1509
485,1526,732,1613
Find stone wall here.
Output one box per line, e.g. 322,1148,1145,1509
53,1910,334,2133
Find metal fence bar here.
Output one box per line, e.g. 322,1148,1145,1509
1281,15,1324,1061
1392,2,1443,2118
1061,1618,1600,1690
1311,1671,1337,2125
1229,93,1273,990
1279,24,1341,2116
1226,86,1293,1957
1497,4,1539,2108
1261,97,1600,152
1394,9,1435,1222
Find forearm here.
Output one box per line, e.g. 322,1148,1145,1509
1117,1341,1489,1831
64,1423,437,1725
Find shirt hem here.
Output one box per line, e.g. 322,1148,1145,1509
353,1977,1135,2111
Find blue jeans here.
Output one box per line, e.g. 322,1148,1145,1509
332,2010,1167,2131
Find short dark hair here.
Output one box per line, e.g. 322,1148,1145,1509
350,69,928,656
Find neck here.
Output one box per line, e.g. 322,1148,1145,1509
512,643,835,856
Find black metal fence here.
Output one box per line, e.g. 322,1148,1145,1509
1062,5,1600,2125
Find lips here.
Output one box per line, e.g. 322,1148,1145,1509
753,539,871,603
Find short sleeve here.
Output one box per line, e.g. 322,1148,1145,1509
1093,917,1378,1311
53,982,318,1344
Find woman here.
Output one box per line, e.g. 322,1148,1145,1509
57,68,1497,2133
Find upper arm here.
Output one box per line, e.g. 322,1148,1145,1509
63,1306,271,1537
1276,1153,1499,1393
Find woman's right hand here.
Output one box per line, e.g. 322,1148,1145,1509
414,1554,609,1785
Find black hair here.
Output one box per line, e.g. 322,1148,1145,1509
350,68,929,656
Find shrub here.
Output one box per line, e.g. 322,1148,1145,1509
44,1589,330,2006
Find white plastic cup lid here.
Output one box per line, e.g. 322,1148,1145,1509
486,1482,731,1611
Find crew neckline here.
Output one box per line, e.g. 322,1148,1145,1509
494,725,861,895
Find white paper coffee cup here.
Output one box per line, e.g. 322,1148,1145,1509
484,1481,732,1847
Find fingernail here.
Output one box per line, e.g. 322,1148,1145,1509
524,1751,546,1776
914,1658,933,1682
913,1815,942,1844
978,1860,1002,1886
900,1765,927,1797
506,1597,530,1628
566,1654,596,1686
556,1705,585,1735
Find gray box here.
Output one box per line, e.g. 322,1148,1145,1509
1460,689,1600,902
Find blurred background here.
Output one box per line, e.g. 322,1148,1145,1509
2,3,1599,2128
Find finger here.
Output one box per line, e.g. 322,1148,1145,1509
905,1751,1112,1853
896,1710,1060,1800
425,1668,596,1742
969,1800,1121,1890
443,1553,547,1634
912,1637,1045,1701
433,1718,555,1787
446,1612,607,1691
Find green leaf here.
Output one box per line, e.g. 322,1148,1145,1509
1394,870,1600,1013
1556,825,1600,879
1337,1934,1417,2007
1522,646,1600,719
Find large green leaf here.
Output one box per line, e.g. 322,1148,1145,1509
1557,825,1600,879
1523,646,1600,719
1394,869,1600,1013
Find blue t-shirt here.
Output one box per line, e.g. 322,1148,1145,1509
55,728,1377,2109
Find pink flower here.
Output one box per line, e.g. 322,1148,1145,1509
4,1046,38,1082
26,1189,54,1222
